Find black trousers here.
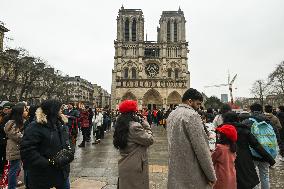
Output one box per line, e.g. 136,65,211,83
0,143,6,175
100,126,105,139
87,120,92,139
81,127,89,142
279,128,284,156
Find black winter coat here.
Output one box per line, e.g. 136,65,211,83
20,112,71,188
0,115,9,145
224,122,275,189
277,112,284,156
277,112,284,139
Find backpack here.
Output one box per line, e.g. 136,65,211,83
249,118,278,159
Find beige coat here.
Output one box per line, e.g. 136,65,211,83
167,104,216,189
118,120,154,189
4,120,23,161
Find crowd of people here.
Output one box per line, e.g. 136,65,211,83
113,88,284,189
0,87,284,189
0,100,119,189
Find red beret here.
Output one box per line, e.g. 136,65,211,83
118,100,138,113
216,124,238,142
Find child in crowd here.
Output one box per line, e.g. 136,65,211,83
212,124,237,189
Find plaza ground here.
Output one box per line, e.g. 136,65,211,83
68,126,284,189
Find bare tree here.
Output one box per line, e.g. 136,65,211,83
0,48,74,104
250,80,270,106
269,61,284,100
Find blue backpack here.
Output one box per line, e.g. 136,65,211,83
249,118,278,159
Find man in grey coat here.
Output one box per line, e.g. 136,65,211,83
167,88,217,189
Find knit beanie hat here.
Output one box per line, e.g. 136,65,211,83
118,100,138,113
216,124,238,142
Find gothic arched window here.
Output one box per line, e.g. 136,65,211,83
124,67,129,78
174,21,178,42
132,68,137,79
132,19,137,41
174,68,179,79
167,20,171,42
168,69,172,78
125,18,129,41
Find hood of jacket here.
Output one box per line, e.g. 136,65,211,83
35,108,68,126
250,112,267,122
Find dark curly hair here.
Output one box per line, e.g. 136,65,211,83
217,132,237,153
250,103,263,112
113,112,138,150
9,104,25,129
182,88,203,102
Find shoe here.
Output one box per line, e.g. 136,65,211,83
92,140,101,145
17,180,23,186
78,143,85,147
280,156,284,162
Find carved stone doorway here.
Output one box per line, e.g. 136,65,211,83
142,89,163,110
167,91,181,108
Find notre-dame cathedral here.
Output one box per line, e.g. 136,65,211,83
111,6,190,110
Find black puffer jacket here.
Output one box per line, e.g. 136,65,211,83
223,122,275,189
20,108,72,188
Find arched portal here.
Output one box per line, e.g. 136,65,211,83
121,91,137,101
167,91,182,108
142,89,163,110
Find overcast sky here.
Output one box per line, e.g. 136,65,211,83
1,0,284,98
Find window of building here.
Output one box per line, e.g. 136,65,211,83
174,21,178,42
144,48,160,58
132,19,137,41
167,20,171,42
124,67,129,78
174,69,179,79
125,18,129,41
132,68,137,79
168,69,172,78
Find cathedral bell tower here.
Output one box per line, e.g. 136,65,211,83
116,6,144,42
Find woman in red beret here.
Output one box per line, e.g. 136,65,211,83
212,124,237,189
113,100,154,189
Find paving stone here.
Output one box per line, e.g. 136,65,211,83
71,178,107,189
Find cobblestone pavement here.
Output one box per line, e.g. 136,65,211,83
69,126,284,189
17,126,284,189
69,126,168,189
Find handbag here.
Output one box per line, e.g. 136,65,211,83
51,125,74,168
52,147,74,168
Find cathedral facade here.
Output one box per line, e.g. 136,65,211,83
111,6,190,110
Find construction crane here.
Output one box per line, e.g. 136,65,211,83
204,73,238,104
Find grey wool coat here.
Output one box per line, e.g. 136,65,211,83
167,104,216,189
118,120,154,189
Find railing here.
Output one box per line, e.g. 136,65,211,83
115,78,187,88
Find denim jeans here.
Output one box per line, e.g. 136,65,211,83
65,177,70,189
253,161,270,189
8,159,21,189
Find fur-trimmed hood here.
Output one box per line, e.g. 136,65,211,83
35,107,68,125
